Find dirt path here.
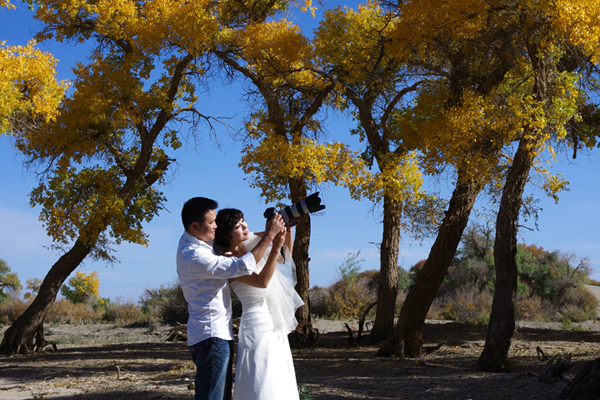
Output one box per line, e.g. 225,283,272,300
1,321,600,399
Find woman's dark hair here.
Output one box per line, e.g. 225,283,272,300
215,208,244,249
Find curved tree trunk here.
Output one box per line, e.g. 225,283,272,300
476,138,534,371
0,155,170,356
382,175,483,357
369,195,401,343
0,239,92,355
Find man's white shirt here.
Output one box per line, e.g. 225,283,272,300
176,231,256,345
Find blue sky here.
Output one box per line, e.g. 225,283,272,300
2,2,600,302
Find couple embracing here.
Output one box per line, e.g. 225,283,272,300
176,197,304,400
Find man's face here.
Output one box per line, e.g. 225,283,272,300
193,209,217,242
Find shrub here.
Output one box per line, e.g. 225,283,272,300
45,299,103,323
102,298,145,324
0,297,147,325
316,269,379,320
439,287,492,325
559,288,598,322
0,298,29,324
326,279,375,319
588,278,600,286
398,267,414,291
140,282,188,324
560,304,592,323
427,296,445,320
160,285,188,324
308,286,331,318
515,294,553,321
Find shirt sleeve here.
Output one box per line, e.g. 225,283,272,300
180,244,257,280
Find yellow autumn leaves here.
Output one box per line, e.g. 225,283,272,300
3,0,600,251
0,40,68,134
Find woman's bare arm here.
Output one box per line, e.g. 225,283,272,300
284,226,293,256
233,229,286,288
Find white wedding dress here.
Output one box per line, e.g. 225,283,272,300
230,233,304,400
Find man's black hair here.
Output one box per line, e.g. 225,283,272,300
181,197,218,231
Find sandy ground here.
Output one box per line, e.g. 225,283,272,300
1,318,600,399
1,285,600,399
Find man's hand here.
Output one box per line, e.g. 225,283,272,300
264,212,285,240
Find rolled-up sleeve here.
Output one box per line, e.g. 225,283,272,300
177,232,257,280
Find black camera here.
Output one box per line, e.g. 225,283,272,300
263,192,326,226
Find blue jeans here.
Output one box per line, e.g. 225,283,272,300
189,338,234,400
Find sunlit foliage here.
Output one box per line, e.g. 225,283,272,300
213,10,371,204
389,0,600,193
22,278,42,300
60,270,100,304
0,40,68,134
314,2,442,237
0,0,15,10
0,259,21,303
241,122,370,202
10,0,260,257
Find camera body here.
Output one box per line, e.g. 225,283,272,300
263,192,326,227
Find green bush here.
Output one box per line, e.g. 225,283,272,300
140,282,188,324
309,253,380,320
432,230,597,324
0,259,22,303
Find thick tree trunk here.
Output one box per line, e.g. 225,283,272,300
382,175,483,357
289,178,317,346
369,195,401,343
477,138,534,372
0,239,92,355
560,357,600,400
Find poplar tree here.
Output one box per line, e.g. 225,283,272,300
0,0,248,354
213,10,369,342
478,0,600,372
314,3,441,342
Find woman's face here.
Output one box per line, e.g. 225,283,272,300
229,217,250,246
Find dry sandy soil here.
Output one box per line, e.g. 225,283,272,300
1,318,600,400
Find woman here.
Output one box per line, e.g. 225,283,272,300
214,209,304,400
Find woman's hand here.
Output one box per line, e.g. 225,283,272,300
264,213,285,240
235,226,288,289
272,227,287,251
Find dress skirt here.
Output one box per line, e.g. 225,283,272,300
232,302,299,400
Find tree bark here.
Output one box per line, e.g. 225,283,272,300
560,357,600,400
382,175,483,357
369,195,401,343
476,138,534,372
288,177,317,346
0,239,92,355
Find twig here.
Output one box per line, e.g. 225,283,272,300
114,360,121,380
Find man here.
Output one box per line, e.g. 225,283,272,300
176,197,284,400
